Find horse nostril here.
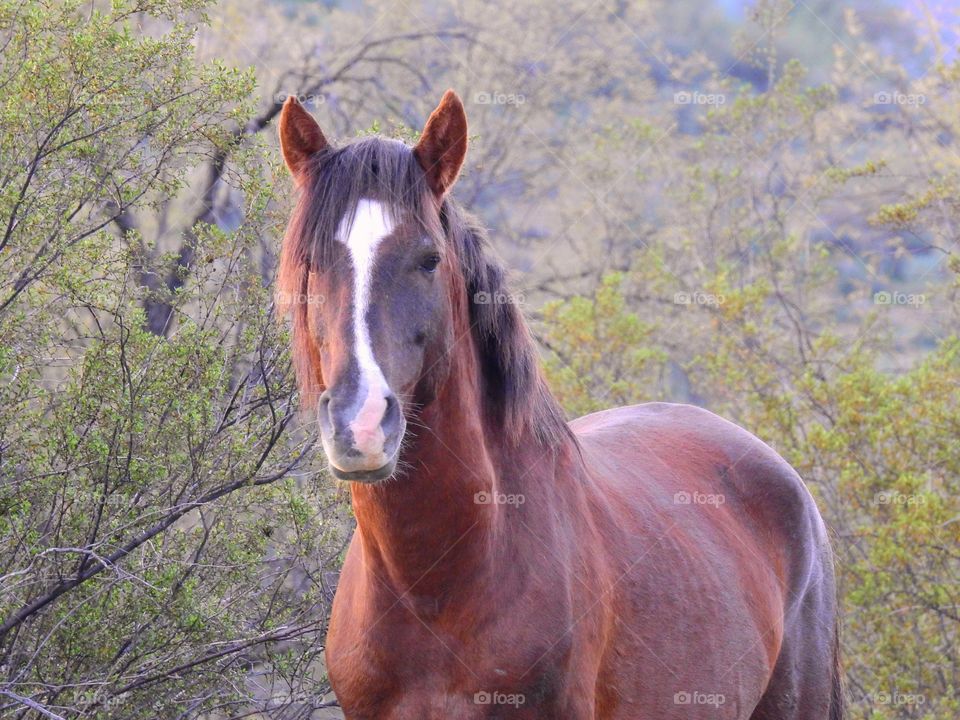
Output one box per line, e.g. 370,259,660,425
382,394,401,436
318,391,334,434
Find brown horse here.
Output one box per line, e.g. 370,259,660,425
276,90,843,720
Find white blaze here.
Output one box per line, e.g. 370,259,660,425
336,199,392,457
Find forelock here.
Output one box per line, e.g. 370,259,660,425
295,137,437,271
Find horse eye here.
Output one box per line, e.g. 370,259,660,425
419,253,441,273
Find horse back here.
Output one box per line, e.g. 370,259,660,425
571,401,829,590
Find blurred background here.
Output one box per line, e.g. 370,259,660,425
0,0,957,717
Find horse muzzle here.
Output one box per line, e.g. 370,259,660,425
317,388,404,483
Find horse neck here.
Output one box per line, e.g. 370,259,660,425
348,330,552,596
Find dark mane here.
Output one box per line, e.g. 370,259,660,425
277,136,571,447
438,201,572,447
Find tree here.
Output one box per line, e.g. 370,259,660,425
0,3,344,717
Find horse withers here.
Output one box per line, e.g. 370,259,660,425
275,90,843,720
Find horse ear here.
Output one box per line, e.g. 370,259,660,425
414,90,468,197
279,96,328,183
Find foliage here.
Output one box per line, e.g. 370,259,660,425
0,2,343,717
541,274,666,417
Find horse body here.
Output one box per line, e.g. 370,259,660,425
326,399,837,718
275,90,842,719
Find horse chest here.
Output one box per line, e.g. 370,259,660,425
327,593,589,719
